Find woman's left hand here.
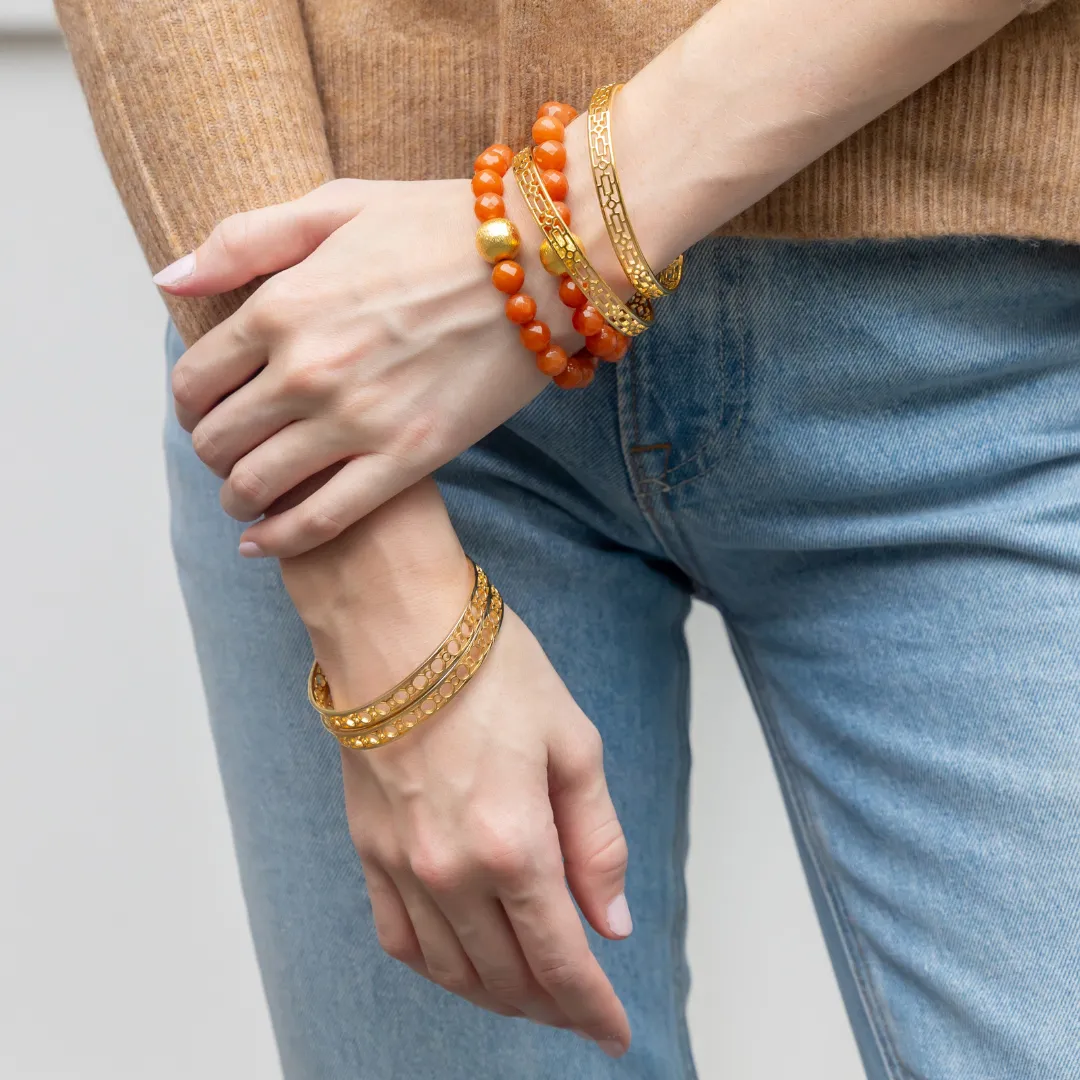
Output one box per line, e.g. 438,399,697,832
162,177,565,558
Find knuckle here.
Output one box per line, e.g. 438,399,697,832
483,972,529,1003
227,463,267,509
376,926,420,966
214,211,255,264
581,826,629,879
409,852,468,895
534,955,584,994
472,823,534,882
281,355,335,398
427,964,476,998
296,503,345,546
243,294,286,340
190,425,225,474
170,364,197,414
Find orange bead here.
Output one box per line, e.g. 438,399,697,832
474,145,512,176
535,343,569,377
558,275,587,308
491,260,525,294
537,101,578,127
578,362,596,387
553,356,586,389
585,324,622,360
505,293,538,325
533,139,567,172
606,333,630,363
519,320,552,352
541,170,569,202
474,193,506,221
572,303,605,337
552,201,572,227
532,116,565,144
471,169,504,196
490,144,514,171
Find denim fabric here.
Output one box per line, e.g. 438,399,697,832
165,236,1080,1080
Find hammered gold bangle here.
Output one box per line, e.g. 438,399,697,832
308,562,490,736
588,84,684,299
511,147,654,338
337,586,504,751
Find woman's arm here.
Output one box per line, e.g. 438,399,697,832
161,0,1038,557
54,0,334,345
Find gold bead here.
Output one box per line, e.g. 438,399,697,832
475,218,521,264
539,239,567,276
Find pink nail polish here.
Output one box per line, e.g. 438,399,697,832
598,1038,626,1059
606,893,633,937
238,540,264,558
153,251,196,286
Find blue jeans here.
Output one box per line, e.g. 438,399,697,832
165,236,1080,1079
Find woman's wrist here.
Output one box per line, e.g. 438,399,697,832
280,478,476,707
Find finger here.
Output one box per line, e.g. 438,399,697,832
220,418,351,522
239,452,414,557
548,727,632,941
172,313,265,432
501,871,631,1055
360,858,429,979
152,178,371,296
436,890,569,1028
392,874,524,1019
190,370,304,480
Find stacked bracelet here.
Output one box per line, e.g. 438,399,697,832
308,559,503,751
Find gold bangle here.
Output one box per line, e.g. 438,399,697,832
511,147,654,338
308,562,489,735
588,84,684,298
336,586,505,751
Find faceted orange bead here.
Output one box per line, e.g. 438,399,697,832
537,101,578,127
472,169,504,196
519,320,552,352
491,260,525,294
533,139,567,172
552,201,572,227
585,324,622,360
606,333,630,363
532,116,565,145
535,343,569,377
474,193,506,221
505,293,538,325
553,356,585,389
490,144,514,171
572,303,605,337
474,146,511,175
541,170,569,201
558,275,587,308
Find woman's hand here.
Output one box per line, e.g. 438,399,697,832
339,606,632,1057
161,177,568,558
276,484,633,1057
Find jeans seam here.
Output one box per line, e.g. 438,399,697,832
723,620,914,1080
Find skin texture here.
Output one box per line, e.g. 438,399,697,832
157,0,1031,1056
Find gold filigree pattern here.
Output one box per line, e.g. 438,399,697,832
512,147,654,337
336,587,505,751
308,563,490,733
588,84,684,299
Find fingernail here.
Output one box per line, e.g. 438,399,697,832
153,251,195,286
606,893,633,937
238,540,264,558
598,1038,626,1059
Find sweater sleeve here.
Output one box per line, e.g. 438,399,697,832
54,0,335,346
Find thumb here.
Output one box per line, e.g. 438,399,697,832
548,725,633,940
151,178,369,296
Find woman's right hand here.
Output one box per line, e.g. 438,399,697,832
337,604,632,1057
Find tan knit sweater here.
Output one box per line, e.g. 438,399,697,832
56,0,1079,347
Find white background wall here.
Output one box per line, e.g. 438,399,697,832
0,21,862,1080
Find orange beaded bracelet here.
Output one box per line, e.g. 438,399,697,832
472,119,595,389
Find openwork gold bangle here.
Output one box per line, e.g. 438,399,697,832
335,587,505,751
308,562,490,735
511,147,654,337
588,84,684,299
